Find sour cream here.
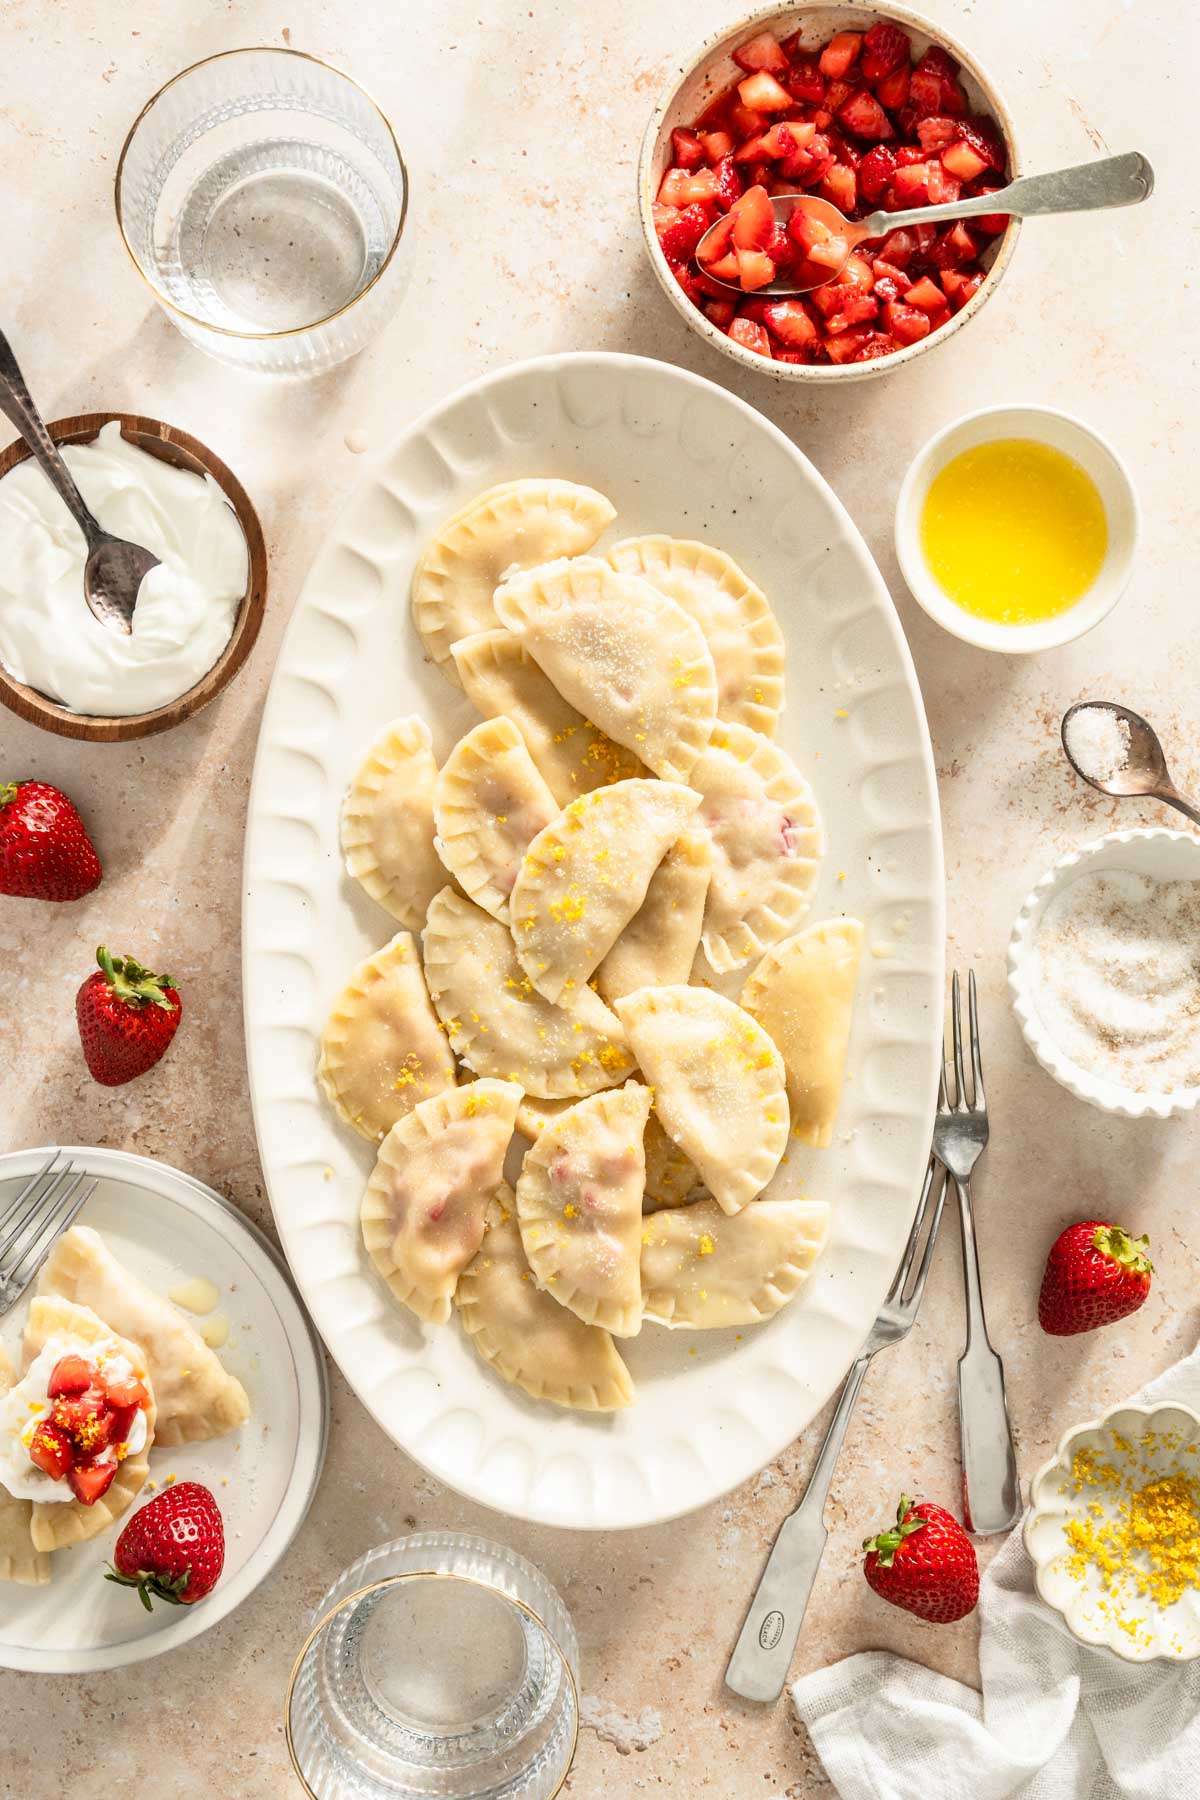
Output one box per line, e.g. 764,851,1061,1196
0,420,248,715
0,1333,148,1504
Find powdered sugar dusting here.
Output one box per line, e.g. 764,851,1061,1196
580,1694,664,1753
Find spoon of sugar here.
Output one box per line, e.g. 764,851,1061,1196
0,329,158,634
1061,701,1200,828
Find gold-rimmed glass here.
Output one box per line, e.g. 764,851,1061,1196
285,1533,579,1799
115,47,409,377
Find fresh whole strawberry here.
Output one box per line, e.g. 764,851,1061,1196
1038,1221,1152,1336
0,780,102,901
76,947,182,1086
106,1482,225,1610
863,1494,979,1622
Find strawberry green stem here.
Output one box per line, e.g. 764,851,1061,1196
96,946,178,1012
1094,1225,1153,1277
104,1562,191,1609
862,1493,927,1566
0,783,17,809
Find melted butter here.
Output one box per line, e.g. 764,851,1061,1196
920,438,1108,626
168,1276,220,1316
199,1313,230,1349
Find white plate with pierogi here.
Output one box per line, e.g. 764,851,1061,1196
0,1147,328,1671
243,352,944,1529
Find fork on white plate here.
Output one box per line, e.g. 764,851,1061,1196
0,1151,96,1315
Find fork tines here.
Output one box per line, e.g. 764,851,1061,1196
0,1152,97,1313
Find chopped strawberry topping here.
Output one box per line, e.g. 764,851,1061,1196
69,1461,118,1507
47,1354,94,1399
28,1419,74,1481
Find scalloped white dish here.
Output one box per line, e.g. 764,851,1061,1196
242,352,943,1529
1008,827,1200,1119
1026,1400,1200,1663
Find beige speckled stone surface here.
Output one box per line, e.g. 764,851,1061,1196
0,0,1195,1792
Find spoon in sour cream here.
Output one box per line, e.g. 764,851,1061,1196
1062,700,1200,828
0,330,157,634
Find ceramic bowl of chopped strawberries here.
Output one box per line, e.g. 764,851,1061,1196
639,3,1020,378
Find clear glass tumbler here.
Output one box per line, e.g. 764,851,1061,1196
115,48,409,377
285,1533,579,1799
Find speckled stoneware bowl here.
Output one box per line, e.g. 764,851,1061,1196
1026,1399,1200,1664
638,0,1021,384
1008,827,1200,1119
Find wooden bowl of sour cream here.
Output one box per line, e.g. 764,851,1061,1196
0,412,267,742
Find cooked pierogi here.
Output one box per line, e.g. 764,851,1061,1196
688,722,823,973
341,715,445,931
451,630,646,804
456,1204,634,1411
516,1083,652,1338
614,986,789,1215
596,830,712,1006
606,536,784,737
422,887,633,1098
38,1227,249,1449
742,919,863,1148
318,930,457,1142
511,779,701,1003
641,1198,830,1328
493,557,717,782
361,1080,522,1324
412,479,616,675
433,716,558,922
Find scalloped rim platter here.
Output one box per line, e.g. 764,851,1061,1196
243,351,944,1530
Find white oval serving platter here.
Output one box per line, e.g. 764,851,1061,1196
242,351,944,1530
0,1146,329,1673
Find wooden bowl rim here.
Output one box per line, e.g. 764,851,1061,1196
0,412,267,742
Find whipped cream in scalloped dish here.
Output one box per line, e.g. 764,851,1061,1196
0,1332,148,1504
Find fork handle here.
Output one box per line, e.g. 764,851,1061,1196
953,1175,1021,1535
725,1351,871,1703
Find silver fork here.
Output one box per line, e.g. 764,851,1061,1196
934,971,1020,1535
724,1151,949,1704
0,1152,96,1315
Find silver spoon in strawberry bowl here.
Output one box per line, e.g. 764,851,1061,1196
695,150,1153,298
1062,700,1200,829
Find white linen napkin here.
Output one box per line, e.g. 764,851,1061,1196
790,1344,1200,1799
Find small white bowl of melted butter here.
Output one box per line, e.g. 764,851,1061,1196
1008,828,1200,1118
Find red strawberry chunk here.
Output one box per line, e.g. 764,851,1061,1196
729,316,773,356
869,257,910,301
820,162,857,215
785,53,827,106
670,128,705,171
28,1419,74,1480
696,211,734,262
904,274,948,313
703,297,736,328
916,114,960,154
876,226,917,268
858,145,898,204
47,1354,94,1399
883,299,932,344
736,248,777,290
965,179,1009,235
837,89,895,141
730,183,776,251
942,270,982,311
853,332,899,361
658,166,721,208
941,139,989,183
103,1374,149,1410
839,252,875,291
929,221,978,270
704,251,741,282
728,103,768,139
713,156,743,210
69,1460,118,1506
958,114,1007,173
737,70,792,113
818,31,862,78
875,65,910,111
907,68,945,119
759,299,819,347
732,29,789,75
699,129,733,164
926,164,961,205
889,161,934,206
657,202,717,262
824,326,877,363
861,21,909,82
823,292,879,333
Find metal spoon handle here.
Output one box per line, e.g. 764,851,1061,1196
864,149,1154,237
1158,783,1200,830
0,329,103,546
